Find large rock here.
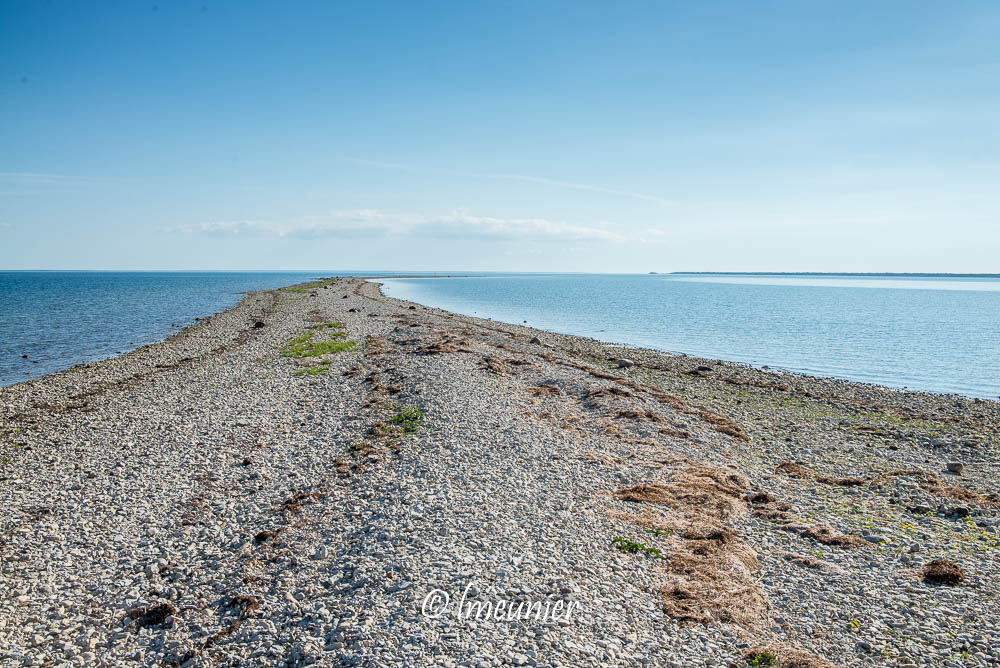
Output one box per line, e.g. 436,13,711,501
616,358,635,368
946,462,965,475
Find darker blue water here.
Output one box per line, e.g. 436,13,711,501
382,274,1000,399
0,270,454,386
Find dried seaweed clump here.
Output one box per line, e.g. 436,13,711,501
922,558,966,585
775,462,814,479
750,494,868,549
875,469,1000,509
615,464,770,635
528,382,564,397
478,356,509,374
416,335,472,355
774,462,867,487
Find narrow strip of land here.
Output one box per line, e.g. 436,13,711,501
1,277,997,667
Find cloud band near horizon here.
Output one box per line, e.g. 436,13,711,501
164,210,628,243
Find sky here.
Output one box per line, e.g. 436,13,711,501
1,1,999,272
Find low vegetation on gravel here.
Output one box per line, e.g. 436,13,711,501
283,278,339,294
280,324,356,358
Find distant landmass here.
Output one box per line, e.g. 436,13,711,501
670,272,1000,278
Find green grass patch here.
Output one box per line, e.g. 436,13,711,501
283,278,339,294
388,404,423,433
747,650,777,667
362,404,425,451
611,537,664,559
281,330,355,358
292,361,332,376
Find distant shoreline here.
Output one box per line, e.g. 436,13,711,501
667,271,1000,277
5,270,997,278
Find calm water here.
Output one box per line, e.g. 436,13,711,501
0,271,321,385
0,270,476,386
0,270,472,386
382,274,1000,399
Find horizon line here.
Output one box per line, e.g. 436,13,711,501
2,269,999,277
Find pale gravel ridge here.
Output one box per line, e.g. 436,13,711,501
1,277,997,668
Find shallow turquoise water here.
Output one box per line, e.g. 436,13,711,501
382,274,1000,399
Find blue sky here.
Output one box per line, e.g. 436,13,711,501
1,1,998,272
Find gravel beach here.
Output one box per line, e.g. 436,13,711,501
2,276,998,668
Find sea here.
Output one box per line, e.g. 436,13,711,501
381,273,1000,400
0,270,437,387
1,271,998,399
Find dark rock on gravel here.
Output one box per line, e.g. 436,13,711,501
126,603,178,630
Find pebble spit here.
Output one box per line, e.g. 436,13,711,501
1,277,997,667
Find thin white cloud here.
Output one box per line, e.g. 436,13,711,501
482,174,675,206
164,210,626,243
0,222,10,229
0,172,117,186
0,172,74,184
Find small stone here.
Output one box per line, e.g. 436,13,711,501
511,654,529,666
253,321,265,329
616,358,635,368
529,336,542,344
946,462,965,475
